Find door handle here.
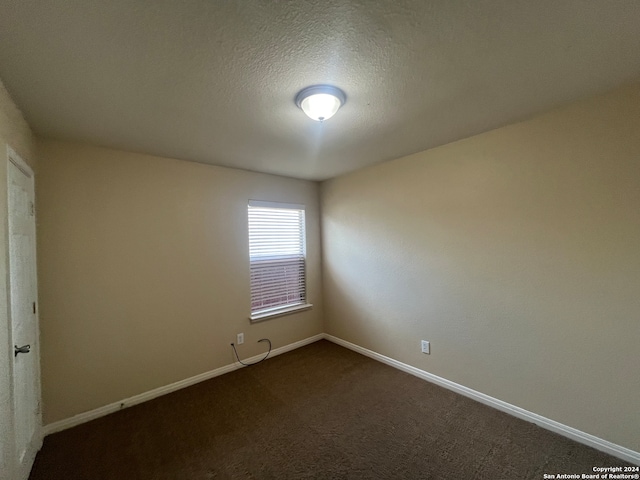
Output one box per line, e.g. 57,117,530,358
14,344,31,357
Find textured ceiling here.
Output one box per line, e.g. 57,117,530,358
1,1,639,180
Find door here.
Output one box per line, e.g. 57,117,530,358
8,147,42,479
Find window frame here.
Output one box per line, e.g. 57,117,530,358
248,200,312,322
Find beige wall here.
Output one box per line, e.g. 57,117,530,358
36,140,323,424
321,83,640,451
0,80,38,478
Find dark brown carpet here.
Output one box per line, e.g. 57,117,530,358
30,340,629,479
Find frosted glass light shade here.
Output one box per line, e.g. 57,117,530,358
295,85,346,122
300,93,341,121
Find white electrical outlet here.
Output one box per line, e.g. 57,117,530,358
237,333,244,345
421,340,430,354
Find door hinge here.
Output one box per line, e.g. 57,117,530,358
29,202,35,216
33,302,36,314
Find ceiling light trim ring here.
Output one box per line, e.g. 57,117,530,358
295,85,347,109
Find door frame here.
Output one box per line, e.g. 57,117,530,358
5,145,42,480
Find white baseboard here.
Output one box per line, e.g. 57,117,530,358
44,333,324,436
323,334,640,466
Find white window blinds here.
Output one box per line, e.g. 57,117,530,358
248,201,306,317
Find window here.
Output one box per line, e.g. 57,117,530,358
248,200,311,321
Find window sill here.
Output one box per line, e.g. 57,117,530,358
250,303,313,323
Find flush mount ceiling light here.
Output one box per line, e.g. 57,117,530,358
295,85,346,122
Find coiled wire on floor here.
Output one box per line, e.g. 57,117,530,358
230,338,272,366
